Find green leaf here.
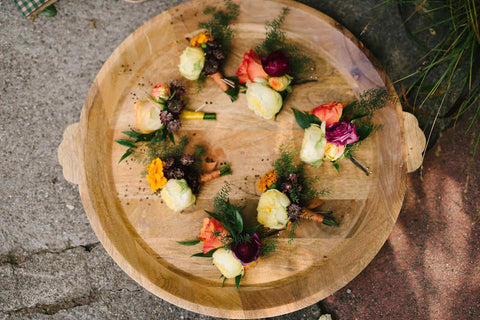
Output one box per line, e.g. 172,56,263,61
191,248,218,258
177,239,200,246
356,125,373,141
122,130,142,141
235,274,242,291
118,149,133,163
350,113,369,123
340,102,356,120
224,76,241,102
204,210,223,222
222,277,227,287
115,139,137,148
332,162,340,173
292,108,311,129
232,207,244,234
168,132,175,144
245,225,260,234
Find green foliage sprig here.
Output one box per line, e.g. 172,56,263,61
255,7,313,77
199,0,240,51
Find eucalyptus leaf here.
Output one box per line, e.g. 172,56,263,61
177,239,201,246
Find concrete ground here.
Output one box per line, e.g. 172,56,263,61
0,0,478,319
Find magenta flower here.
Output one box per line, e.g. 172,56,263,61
326,121,359,146
261,51,290,77
231,233,261,265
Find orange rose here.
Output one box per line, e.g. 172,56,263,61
310,102,344,126
236,49,268,84
198,218,228,253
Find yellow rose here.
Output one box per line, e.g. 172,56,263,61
246,82,283,120
212,248,244,279
160,179,196,212
146,158,167,192
134,98,164,134
257,189,291,229
268,74,292,92
324,143,345,161
179,47,205,81
300,122,327,167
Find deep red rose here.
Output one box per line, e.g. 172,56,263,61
231,233,261,265
261,51,290,77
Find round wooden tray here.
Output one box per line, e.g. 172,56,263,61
58,0,425,318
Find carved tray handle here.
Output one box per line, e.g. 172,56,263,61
57,123,80,185
402,112,426,173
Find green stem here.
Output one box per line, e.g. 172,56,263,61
203,113,216,120
219,164,231,176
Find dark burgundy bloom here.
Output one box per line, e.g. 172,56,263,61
261,50,290,77
180,154,194,166
287,203,303,221
172,167,185,179
167,119,182,132
231,233,261,265
325,121,359,146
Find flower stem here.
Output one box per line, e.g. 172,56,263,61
219,164,231,176
348,155,372,176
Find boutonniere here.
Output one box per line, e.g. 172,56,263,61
235,7,313,120
145,136,231,212
256,147,338,241
293,89,391,174
116,81,216,162
179,0,241,101
178,184,278,290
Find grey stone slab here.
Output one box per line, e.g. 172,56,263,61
2,247,91,313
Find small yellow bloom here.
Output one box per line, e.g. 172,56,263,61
190,32,213,47
146,158,168,192
258,169,278,192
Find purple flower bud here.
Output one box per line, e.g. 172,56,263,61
287,203,303,221
289,173,298,182
164,157,175,168
180,154,194,166
231,233,261,265
261,50,290,77
172,167,185,179
297,184,303,191
281,182,293,193
159,110,174,125
167,119,182,132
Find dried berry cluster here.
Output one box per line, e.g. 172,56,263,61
163,154,200,194
159,81,186,132
203,40,226,76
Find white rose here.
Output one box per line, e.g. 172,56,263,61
212,248,244,279
178,47,205,81
257,189,291,229
160,179,196,212
134,98,164,134
246,82,283,120
300,122,327,167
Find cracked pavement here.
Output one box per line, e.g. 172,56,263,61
1,0,479,319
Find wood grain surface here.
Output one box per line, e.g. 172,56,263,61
58,0,425,318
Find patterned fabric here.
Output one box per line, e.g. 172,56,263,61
15,0,55,18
